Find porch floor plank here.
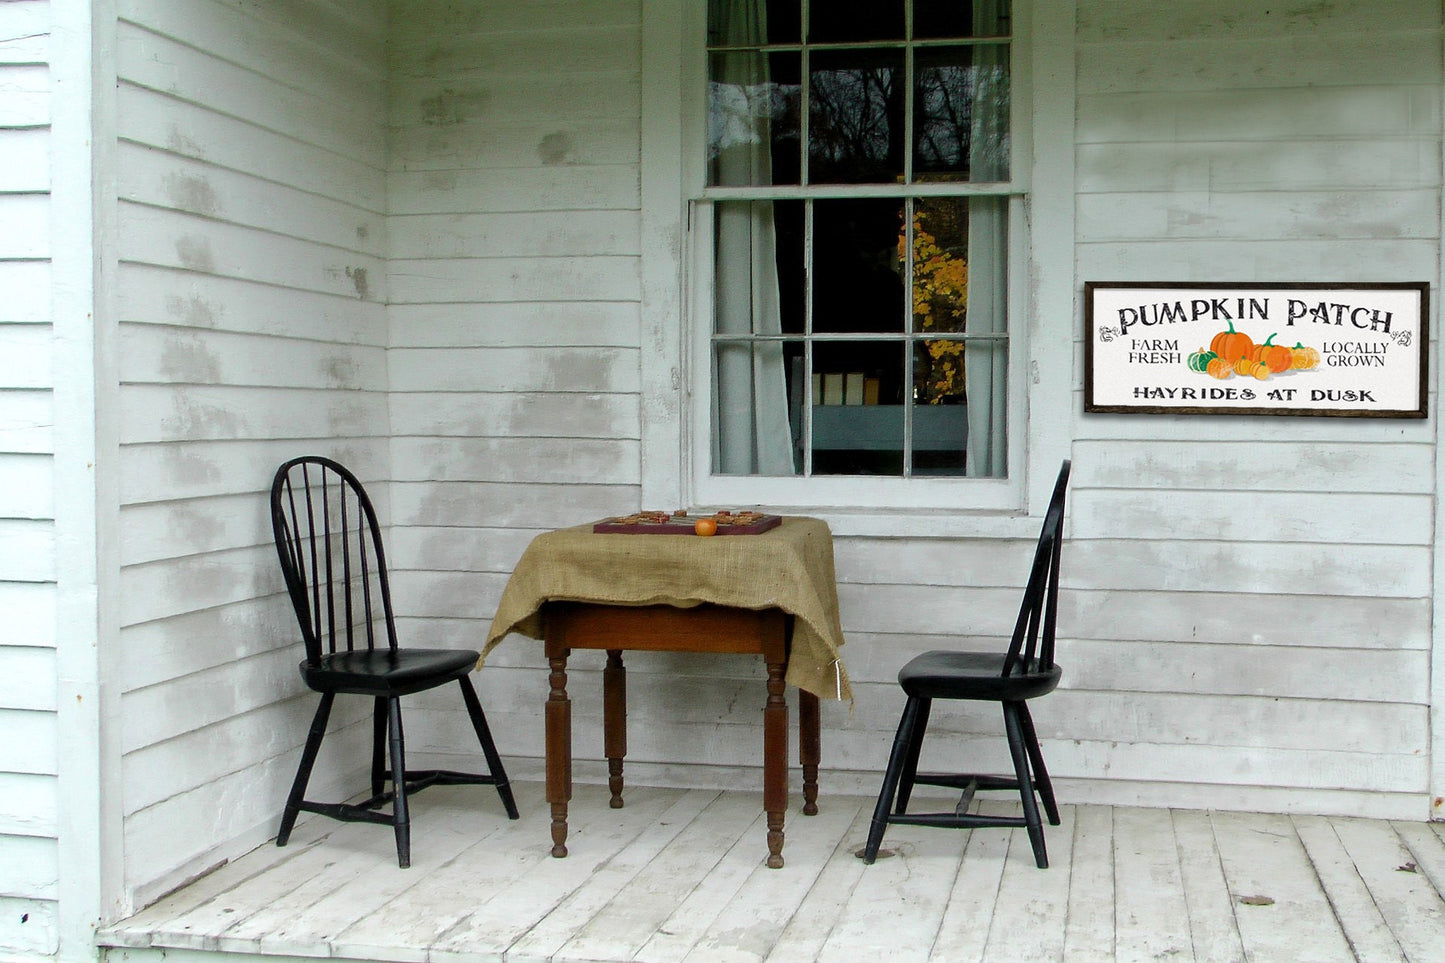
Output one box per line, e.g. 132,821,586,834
97,782,1445,963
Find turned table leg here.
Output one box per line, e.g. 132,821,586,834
763,658,788,869
545,649,572,858
604,649,627,808
800,689,820,816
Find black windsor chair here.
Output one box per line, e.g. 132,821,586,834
864,459,1070,869
270,456,518,868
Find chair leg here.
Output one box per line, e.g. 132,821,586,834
370,697,388,799
278,692,334,847
864,696,924,863
459,675,519,819
1017,702,1059,826
1003,702,1047,868
895,697,931,815
387,697,411,869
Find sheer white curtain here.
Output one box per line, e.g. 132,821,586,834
964,0,1009,478
710,0,796,475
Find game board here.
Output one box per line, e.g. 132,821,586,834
593,510,782,535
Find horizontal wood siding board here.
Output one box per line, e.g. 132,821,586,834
118,327,386,389
389,481,640,531
117,0,383,104
0,772,56,838
119,440,387,504
388,392,641,440
386,256,640,304
1077,0,1443,41
1077,188,1441,241
121,700,370,816
0,583,55,647
0,127,47,190
389,437,641,485
0,452,53,517
0,834,58,900
0,709,57,775
115,24,384,164
386,118,640,171
0,324,52,389
119,386,389,446
118,264,386,344
388,347,641,393
118,596,295,694
1071,489,1432,544
118,143,386,256
386,167,640,215
841,581,1430,648
0,262,51,323
118,87,386,206
0,645,56,712
1075,238,1441,282
0,64,48,126
387,210,640,260
1077,140,1441,194
1079,35,1441,93
1075,88,1441,144
118,205,386,301
387,301,641,349
1070,440,1435,492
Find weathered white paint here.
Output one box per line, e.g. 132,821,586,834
110,0,391,913
3,0,1443,951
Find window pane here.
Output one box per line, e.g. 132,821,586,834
713,201,803,476
809,49,905,184
910,197,968,336
914,45,1010,180
808,0,903,43
709,0,801,45
708,51,802,187
812,198,906,335
914,0,1011,39
813,342,905,476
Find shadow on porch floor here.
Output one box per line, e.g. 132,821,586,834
98,780,1445,962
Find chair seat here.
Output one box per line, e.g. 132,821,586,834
301,647,481,696
899,649,1062,702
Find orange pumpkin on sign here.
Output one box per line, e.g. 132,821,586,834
1250,333,1293,373
1210,321,1254,363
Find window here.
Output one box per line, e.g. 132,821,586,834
698,0,1018,495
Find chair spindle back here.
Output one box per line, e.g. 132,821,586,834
271,456,398,665
1002,460,1070,678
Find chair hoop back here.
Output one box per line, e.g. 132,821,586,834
270,456,399,665
1002,460,1070,678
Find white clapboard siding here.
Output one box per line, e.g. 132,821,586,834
112,0,396,908
1062,0,1441,823
0,4,56,938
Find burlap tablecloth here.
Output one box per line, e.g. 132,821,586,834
482,516,851,701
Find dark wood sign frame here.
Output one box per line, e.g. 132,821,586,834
1084,281,1429,418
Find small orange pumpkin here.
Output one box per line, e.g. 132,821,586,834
1206,357,1233,379
1291,343,1321,369
1210,321,1255,363
1251,333,1293,373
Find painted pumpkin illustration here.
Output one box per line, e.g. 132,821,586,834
1187,347,1217,372
1210,321,1255,363
1250,333,1293,373
1206,357,1233,379
1291,343,1321,369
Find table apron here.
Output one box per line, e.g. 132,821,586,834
542,602,790,661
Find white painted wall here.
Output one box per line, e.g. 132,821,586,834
111,0,391,907
5,0,1441,943
382,0,646,774
0,1,62,956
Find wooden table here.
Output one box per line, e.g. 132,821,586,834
541,601,821,869
483,515,850,870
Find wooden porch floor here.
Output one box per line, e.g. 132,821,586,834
99,780,1445,963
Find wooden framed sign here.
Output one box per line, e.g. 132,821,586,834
1085,282,1429,417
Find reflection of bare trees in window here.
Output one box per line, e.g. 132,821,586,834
809,59,904,182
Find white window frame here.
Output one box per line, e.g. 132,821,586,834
640,0,1075,529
